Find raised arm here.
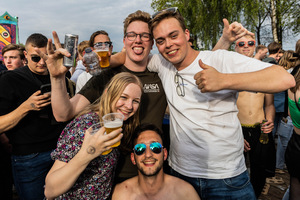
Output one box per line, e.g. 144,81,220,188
212,19,254,51
45,127,123,199
0,91,50,134
37,31,90,122
194,60,295,93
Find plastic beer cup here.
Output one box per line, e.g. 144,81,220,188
94,43,110,68
102,113,124,155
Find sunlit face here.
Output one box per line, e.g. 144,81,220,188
153,18,191,69
93,34,113,54
131,130,167,177
3,50,25,70
24,44,48,75
123,21,153,64
235,37,256,57
113,83,142,121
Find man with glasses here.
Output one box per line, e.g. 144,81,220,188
235,35,276,198
0,33,70,199
42,10,167,182
146,8,295,199
112,123,200,200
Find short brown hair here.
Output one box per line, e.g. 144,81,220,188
123,10,151,36
88,30,110,47
267,42,282,54
150,8,186,35
77,40,89,57
2,44,25,60
255,44,267,53
25,33,48,50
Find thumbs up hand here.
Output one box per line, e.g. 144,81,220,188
194,59,225,92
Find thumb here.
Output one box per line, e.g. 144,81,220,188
223,18,230,30
198,59,209,70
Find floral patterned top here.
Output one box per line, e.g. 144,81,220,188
51,112,119,200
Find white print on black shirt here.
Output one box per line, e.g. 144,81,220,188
143,84,160,93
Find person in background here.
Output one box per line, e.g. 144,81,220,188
263,41,282,64
70,40,89,84
254,44,268,60
112,123,200,200
44,72,142,200
276,49,285,63
234,34,276,198
284,39,300,200
76,31,113,93
0,43,27,200
2,44,26,71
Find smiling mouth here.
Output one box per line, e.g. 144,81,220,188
166,49,177,56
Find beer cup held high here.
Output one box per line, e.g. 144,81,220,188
94,42,110,68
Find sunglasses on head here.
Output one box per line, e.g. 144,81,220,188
236,41,255,47
133,142,163,156
94,41,112,47
31,55,41,62
152,7,178,19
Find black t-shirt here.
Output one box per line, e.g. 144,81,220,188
79,65,167,129
0,66,68,155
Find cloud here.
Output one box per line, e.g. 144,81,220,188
1,0,154,52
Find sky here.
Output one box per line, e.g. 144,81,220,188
1,0,155,53
1,0,298,53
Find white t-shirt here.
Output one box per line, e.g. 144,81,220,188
76,71,93,93
148,50,272,179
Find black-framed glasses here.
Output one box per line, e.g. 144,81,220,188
236,41,255,47
174,71,185,97
125,32,152,42
133,142,163,156
31,55,41,63
152,7,178,19
94,41,112,47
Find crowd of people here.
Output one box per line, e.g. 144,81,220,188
0,8,299,200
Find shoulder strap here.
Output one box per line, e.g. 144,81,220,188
294,92,300,112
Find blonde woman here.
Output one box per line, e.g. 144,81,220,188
45,72,142,199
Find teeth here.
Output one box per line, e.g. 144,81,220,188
167,50,176,55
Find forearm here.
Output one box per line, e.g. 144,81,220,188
50,76,75,121
224,65,295,93
45,151,92,199
212,35,232,51
0,103,30,134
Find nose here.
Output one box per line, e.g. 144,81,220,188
124,100,133,109
39,57,46,65
135,34,142,43
165,38,172,48
144,146,153,157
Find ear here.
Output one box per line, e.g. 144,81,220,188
185,29,190,42
131,152,136,165
163,148,168,161
24,50,28,59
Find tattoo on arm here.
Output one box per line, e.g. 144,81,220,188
87,146,96,154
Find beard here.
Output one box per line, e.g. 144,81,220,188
136,158,164,177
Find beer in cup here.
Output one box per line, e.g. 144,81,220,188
94,43,110,68
102,113,124,152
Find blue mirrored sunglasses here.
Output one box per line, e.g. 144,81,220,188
133,142,163,156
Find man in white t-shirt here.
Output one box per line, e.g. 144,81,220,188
147,8,295,199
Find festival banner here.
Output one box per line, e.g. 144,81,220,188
0,11,19,61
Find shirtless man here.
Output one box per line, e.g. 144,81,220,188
235,34,276,198
112,123,200,200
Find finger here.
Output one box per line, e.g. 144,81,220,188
55,48,71,57
105,133,123,147
35,48,48,62
52,31,62,49
38,101,51,108
47,38,55,54
223,18,230,30
198,59,209,70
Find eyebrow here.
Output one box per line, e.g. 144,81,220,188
155,30,179,40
